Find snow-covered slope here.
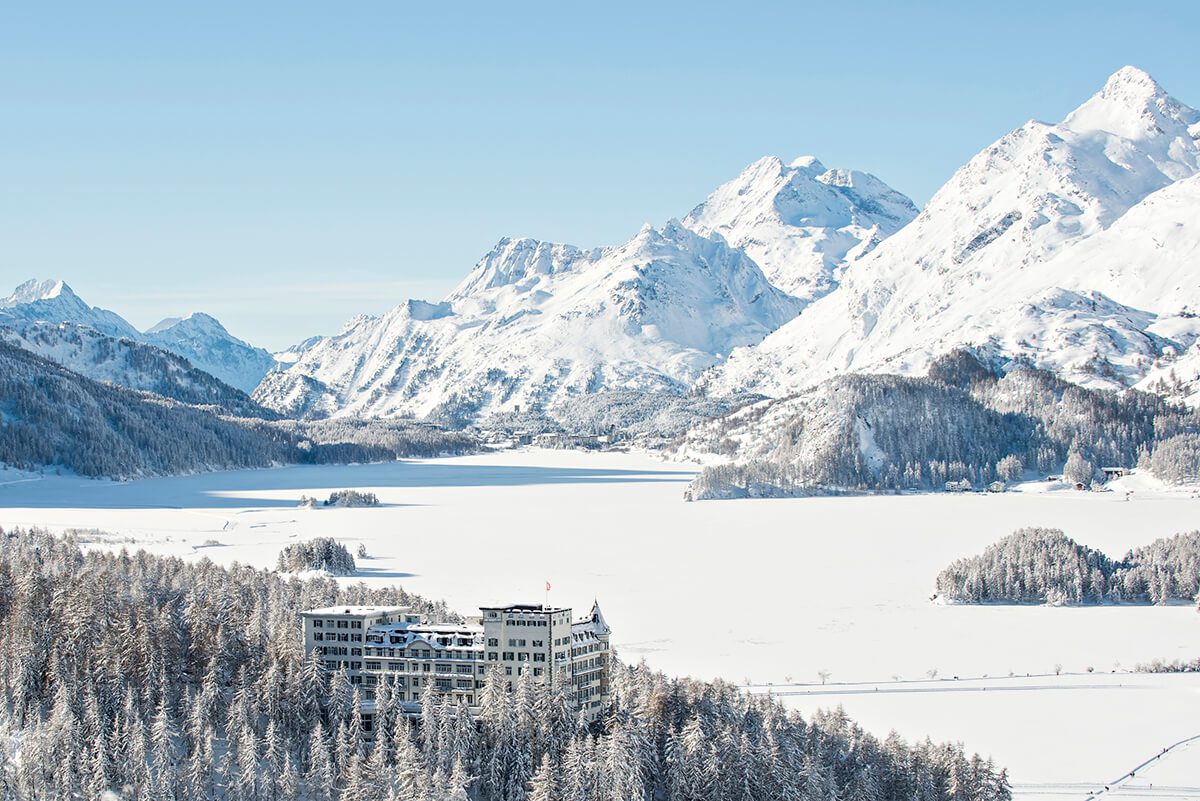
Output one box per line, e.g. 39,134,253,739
0,279,277,394
254,222,803,421
144,312,277,393
705,67,1200,398
683,156,917,301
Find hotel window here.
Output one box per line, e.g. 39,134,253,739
313,620,323,628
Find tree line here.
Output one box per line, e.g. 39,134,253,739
682,350,1200,499
0,341,477,479
0,526,1011,801
934,527,1200,605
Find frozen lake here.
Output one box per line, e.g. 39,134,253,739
2,448,1198,798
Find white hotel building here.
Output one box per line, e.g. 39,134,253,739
300,601,612,722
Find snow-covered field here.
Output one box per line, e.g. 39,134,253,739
2,449,1198,798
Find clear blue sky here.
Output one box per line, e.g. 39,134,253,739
2,1,1197,349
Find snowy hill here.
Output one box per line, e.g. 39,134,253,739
683,155,918,301
0,279,277,394
254,222,803,422
704,67,1200,399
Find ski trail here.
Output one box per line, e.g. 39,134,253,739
1083,734,1200,801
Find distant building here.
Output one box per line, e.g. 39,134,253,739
987,481,1006,493
1101,467,1127,481
300,600,612,725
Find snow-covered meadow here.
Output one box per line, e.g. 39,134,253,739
2,449,1198,798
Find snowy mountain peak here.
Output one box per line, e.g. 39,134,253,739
255,219,803,422
683,154,917,301
448,237,596,300
146,311,228,335
704,67,1200,402
0,278,277,394
143,312,276,393
2,278,72,306
789,155,827,173
0,278,139,339
1064,65,1199,146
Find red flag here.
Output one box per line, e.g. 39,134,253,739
546,581,551,592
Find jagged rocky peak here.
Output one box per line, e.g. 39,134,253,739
683,153,917,300
0,277,140,339
2,278,72,305
449,236,598,299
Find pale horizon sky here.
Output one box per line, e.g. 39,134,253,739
2,1,1198,349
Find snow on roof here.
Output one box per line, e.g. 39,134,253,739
301,605,410,616
371,621,482,635
573,600,611,636
479,603,570,614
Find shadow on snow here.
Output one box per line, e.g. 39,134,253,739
0,460,695,510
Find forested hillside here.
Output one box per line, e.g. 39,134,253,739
681,351,1200,499
0,342,475,479
0,527,1012,801
0,323,272,418
935,528,1200,605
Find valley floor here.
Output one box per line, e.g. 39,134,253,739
2,449,1198,799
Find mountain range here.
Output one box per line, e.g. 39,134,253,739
252,159,917,422
704,67,1200,403
5,66,1199,439
0,279,277,395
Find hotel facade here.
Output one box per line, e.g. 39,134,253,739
300,600,612,723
